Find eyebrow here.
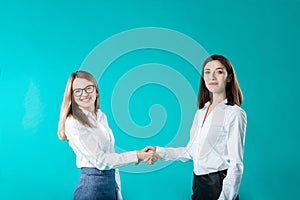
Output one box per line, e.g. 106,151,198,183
73,84,94,90
204,67,224,71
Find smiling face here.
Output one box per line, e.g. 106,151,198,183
203,60,231,96
72,78,97,112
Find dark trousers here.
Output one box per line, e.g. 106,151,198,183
192,169,239,200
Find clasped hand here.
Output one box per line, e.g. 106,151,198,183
136,146,162,165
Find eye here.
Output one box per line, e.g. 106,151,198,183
85,85,94,93
204,71,210,74
217,70,223,74
73,89,82,96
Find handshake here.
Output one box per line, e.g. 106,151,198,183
136,146,163,165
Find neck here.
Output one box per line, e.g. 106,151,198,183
211,93,226,106
80,106,95,114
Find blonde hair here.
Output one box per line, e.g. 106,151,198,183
58,71,100,140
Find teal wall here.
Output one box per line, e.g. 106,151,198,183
1,0,300,199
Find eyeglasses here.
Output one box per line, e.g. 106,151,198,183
73,85,95,97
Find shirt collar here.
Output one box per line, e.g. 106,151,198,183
204,98,227,109
79,107,101,120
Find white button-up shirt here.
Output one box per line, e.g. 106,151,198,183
65,109,138,200
157,99,247,200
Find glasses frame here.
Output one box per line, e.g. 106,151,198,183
72,85,95,97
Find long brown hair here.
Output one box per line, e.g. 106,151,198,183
197,55,243,109
58,71,100,140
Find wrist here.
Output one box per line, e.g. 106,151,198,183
136,150,141,160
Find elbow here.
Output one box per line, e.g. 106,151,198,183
228,160,244,176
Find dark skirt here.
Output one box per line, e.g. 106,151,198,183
74,168,116,200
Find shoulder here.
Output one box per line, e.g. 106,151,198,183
97,109,108,122
65,116,82,129
196,102,209,116
66,116,76,125
225,104,246,115
65,116,88,138
192,107,206,126
224,104,247,122
194,108,203,120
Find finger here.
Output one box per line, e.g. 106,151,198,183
141,147,149,152
147,158,154,165
153,153,163,160
135,160,141,166
146,156,156,165
143,157,151,163
145,146,156,152
147,150,154,154
152,158,157,164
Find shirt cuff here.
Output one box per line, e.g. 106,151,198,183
156,146,165,158
126,151,139,163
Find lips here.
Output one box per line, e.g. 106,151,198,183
209,82,218,85
80,96,91,102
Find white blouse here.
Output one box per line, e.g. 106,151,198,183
156,99,247,200
65,109,138,200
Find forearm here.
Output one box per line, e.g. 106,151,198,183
69,140,138,169
218,162,243,200
93,151,138,169
156,146,191,162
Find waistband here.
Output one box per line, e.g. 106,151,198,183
194,169,228,177
81,167,115,175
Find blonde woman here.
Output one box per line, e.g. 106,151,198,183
58,71,160,200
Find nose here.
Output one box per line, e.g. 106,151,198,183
210,71,216,80
81,90,89,97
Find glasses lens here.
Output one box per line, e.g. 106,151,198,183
73,89,82,97
85,85,94,93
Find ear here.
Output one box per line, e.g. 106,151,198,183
227,74,232,83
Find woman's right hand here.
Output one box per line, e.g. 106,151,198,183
136,147,162,165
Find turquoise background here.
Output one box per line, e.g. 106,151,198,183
1,0,300,199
